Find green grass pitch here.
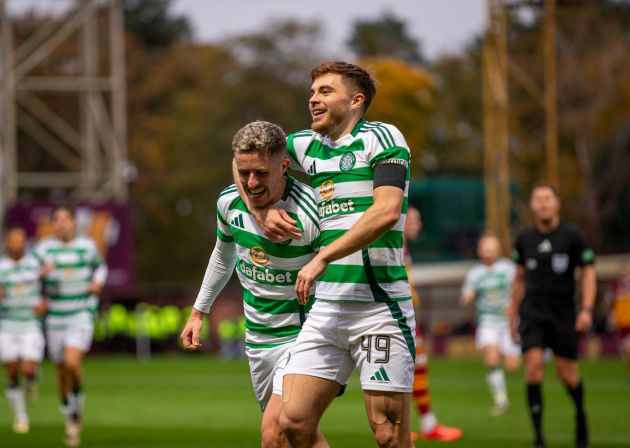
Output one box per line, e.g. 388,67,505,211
1,355,628,447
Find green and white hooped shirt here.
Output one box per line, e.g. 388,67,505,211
196,177,320,349
462,258,516,325
287,118,411,303
33,236,107,329
0,254,43,334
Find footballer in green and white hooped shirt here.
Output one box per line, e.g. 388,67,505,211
33,205,107,447
181,121,325,447
240,62,417,447
0,227,47,434
461,232,520,416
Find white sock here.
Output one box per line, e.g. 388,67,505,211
6,386,27,420
69,391,85,418
486,368,508,407
420,411,437,432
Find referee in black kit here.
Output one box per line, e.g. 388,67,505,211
508,182,596,448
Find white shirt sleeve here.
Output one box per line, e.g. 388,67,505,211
193,238,237,313
92,263,108,286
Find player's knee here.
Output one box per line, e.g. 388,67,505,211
556,364,578,386
373,424,401,448
525,364,543,383
279,410,311,443
504,358,521,373
22,365,37,378
63,357,81,374
261,422,285,448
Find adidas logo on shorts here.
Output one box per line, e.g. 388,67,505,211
369,366,390,383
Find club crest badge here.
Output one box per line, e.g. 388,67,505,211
551,253,569,274
339,152,356,172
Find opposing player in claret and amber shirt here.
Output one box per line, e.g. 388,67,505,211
404,207,462,443
605,260,630,377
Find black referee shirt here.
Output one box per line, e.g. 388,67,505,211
513,221,595,319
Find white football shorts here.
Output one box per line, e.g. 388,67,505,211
476,321,521,358
0,330,45,363
246,341,293,410
284,299,416,393
46,319,94,364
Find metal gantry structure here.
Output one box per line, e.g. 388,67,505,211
0,0,128,226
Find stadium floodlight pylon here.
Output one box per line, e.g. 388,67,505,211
0,0,128,227
482,0,512,256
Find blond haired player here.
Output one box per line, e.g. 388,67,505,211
181,121,325,448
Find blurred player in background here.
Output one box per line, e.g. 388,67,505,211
605,260,630,377
0,227,47,434
460,232,520,416
181,121,325,448
33,205,107,447
404,206,463,442
509,183,596,448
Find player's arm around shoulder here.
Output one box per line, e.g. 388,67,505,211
230,160,302,243
294,181,405,304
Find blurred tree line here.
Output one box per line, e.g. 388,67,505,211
9,0,630,284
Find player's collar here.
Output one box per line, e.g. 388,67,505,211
281,174,294,201
351,118,366,137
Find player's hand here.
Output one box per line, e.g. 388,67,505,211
89,281,103,295
32,298,49,316
295,256,328,304
180,309,205,350
575,309,593,333
507,309,519,342
41,261,54,277
459,292,474,307
254,208,302,243
0,287,4,300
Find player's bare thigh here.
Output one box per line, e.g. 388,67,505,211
280,374,339,447
282,374,339,423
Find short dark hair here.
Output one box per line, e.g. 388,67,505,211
529,181,559,200
310,61,377,113
51,204,76,221
232,121,287,158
